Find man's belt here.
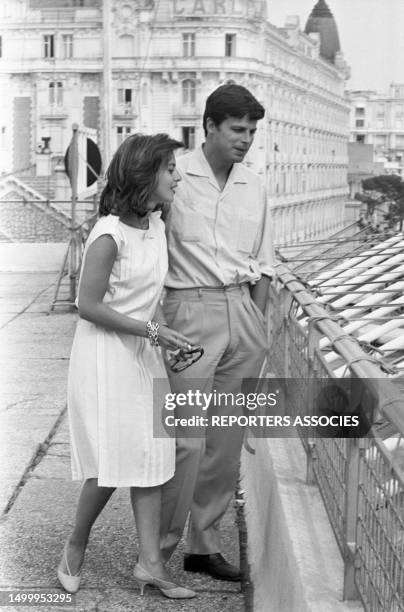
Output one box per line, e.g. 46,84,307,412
165,282,249,294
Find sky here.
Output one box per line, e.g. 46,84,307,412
267,0,404,93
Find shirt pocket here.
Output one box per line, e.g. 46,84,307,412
237,218,259,254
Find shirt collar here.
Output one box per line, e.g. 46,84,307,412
186,146,248,186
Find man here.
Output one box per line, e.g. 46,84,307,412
160,83,275,580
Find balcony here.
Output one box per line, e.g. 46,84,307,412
172,103,201,121
0,57,102,74
246,225,404,610
113,103,136,121
34,6,101,23
39,105,68,120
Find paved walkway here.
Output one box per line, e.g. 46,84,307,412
0,273,244,612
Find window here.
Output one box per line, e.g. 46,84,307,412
355,107,365,116
117,88,132,105
356,135,365,143
183,33,195,58
49,82,63,105
225,33,236,57
182,79,195,105
116,34,134,57
116,126,131,145
43,34,55,58
355,119,365,128
375,135,386,147
62,34,73,59
0,127,6,148
376,104,385,118
182,127,195,150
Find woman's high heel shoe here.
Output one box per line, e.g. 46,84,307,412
133,564,196,599
57,543,83,594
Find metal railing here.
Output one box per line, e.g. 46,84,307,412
267,262,404,611
49,211,98,311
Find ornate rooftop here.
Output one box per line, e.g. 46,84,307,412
305,0,341,63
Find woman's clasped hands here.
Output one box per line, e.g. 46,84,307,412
158,325,192,351
158,326,204,373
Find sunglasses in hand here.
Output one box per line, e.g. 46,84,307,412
166,345,204,373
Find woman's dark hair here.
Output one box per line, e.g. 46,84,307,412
202,83,265,136
99,133,183,217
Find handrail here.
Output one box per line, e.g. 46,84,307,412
275,262,404,437
268,261,404,611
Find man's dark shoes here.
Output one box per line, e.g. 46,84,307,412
183,553,241,581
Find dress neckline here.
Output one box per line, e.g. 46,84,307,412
119,218,149,231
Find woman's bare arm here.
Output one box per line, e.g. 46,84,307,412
78,235,191,350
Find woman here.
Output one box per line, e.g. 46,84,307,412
58,133,196,599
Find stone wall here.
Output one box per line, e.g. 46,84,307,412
0,196,69,242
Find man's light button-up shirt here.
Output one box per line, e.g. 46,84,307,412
165,146,275,289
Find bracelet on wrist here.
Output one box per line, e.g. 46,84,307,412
146,320,160,346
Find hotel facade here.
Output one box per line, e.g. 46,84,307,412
0,0,350,245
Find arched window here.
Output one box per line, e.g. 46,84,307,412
182,79,196,106
115,35,134,57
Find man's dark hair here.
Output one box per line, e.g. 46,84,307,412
202,83,265,136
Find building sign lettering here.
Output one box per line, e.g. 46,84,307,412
173,0,266,19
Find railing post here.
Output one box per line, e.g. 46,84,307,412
343,437,362,600
306,321,318,484
305,440,317,486
68,124,79,304
281,288,292,379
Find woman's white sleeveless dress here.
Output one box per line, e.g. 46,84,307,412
67,213,174,487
